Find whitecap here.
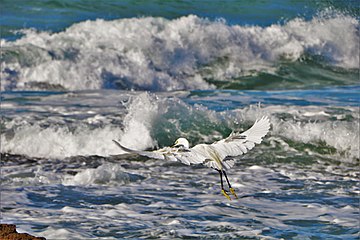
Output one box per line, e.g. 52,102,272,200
62,163,142,186
2,12,358,91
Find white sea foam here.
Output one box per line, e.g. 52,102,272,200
1,90,358,162
232,104,359,162
1,136,357,239
40,227,95,240
2,95,359,163
1,13,358,91
119,92,158,149
63,164,132,186
1,124,123,158
274,119,359,161
1,92,157,158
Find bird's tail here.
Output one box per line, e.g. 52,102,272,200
112,140,136,153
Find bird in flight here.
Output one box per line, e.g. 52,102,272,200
113,116,270,200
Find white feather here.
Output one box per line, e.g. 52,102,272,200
113,116,270,170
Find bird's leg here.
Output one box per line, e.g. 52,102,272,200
223,171,238,199
217,169,231,200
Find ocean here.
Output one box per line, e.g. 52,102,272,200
1,0,359,239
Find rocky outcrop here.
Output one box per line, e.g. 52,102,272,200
0,224,46,240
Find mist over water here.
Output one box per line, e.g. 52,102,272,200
1,1,359,239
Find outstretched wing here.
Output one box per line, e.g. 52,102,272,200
211,116,270,160
112,140,206,165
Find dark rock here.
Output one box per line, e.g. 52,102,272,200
0,224,46,240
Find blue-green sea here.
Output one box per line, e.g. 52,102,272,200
1,1,359,239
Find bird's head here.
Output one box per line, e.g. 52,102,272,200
174,137,190,149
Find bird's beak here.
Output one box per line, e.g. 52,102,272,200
172,141,178,148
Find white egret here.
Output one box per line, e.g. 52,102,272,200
113,116,270,200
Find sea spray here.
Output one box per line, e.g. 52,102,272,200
1,91,358,163
119,92,159,150
1,13,358,91
1,92,159,158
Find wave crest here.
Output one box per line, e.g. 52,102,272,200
1,13,358,91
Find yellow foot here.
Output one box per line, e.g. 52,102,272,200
221,189,231,200
230,188,238,199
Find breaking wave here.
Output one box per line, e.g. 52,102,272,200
1,13,359,91
0,92,158,158
1,92,358,163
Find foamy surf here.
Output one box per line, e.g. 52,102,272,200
1,13,359,91
1,90,358,163
2,2,359,238
1,92,156,158
62,163,144,186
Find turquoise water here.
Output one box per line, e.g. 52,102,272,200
1,1,359,239
2,0,357,40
